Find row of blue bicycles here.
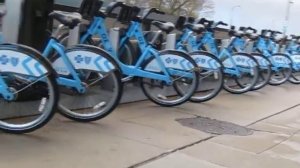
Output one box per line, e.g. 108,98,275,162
1,0,299,134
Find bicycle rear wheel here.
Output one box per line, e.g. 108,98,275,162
223,53,259,94
288,54,300,84
141,50,199,106
251,53,272,90
189,51,224,102
0,44,58,133
51,45,123,122
268,53,292,85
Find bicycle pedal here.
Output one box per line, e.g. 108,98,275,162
157,94,168,100
93,102,107,110
122,76,134,83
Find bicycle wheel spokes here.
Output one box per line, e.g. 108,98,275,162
59,70,121,121
251,53,272,90
223,53,259,94
268,54,292,85
141,51,199,106
289,70,300,84
54,46,123,122
0,73,56,133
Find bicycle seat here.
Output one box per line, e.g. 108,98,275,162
0,9,6,17
229,30,243,38
152,21,175,34
49,11,81,29
248,34,259,41
185,23,205,34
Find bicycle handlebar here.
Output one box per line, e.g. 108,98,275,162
141,8,165,20
246,27,257,34
218,21,228,26
269,30,282,35
106,2,127,15
291,35,300,39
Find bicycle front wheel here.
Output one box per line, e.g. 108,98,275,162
51,45,123,122
141,50,199,106
268,53,292,85
222,53,259,94
190,51,224,102
0,44,58,133
288,54,300,84
251,53,272,90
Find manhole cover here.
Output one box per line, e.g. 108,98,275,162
176,117,253,136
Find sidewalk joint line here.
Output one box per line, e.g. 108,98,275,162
246,104,300,127
128,136,215,168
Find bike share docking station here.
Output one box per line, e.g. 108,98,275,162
3,0,53,50
1,0,193,115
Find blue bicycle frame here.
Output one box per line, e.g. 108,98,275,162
285,40,300,55
42,38,86,93
80,16,193,84
176,28,252,76
254,36,290,70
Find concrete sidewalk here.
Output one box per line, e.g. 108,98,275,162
0,84,300,168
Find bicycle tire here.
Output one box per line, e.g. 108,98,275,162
222,52,259,94
0,44,58,133
141,50,199,106
251,53,272,90
268,53,292,86
189,51,224,102
50,44,123,122
288,54,300,84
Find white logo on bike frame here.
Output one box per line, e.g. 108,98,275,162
0,50,47,77
191,55,221,69
145,55,195,72
223,55,256,68
52,51,115,75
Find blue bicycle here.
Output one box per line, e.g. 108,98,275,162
283,35,300,84
229,26,272,90
36,9,124,122
0,10,59,133
59,1,200,108
252,29,292,85
125,15,223,102
187,18,259,94
171,16,224,102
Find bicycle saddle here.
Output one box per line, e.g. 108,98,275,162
152,21,175,34
185,23,205,34
0,9,6,17
229,30,243,38
49,11,81,29
248,34,259,41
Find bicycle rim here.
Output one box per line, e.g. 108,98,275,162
141,50,199,106
0,45,58,133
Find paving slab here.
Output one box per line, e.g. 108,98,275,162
122,107,210,139
139,152,226,168
182,141,300,168
1,83,300,168
177,84,300,126
249,122,299,136
210,131,289,154
89,115,210,150
261,106,300,129
262,133,300,164
0,117,165,168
